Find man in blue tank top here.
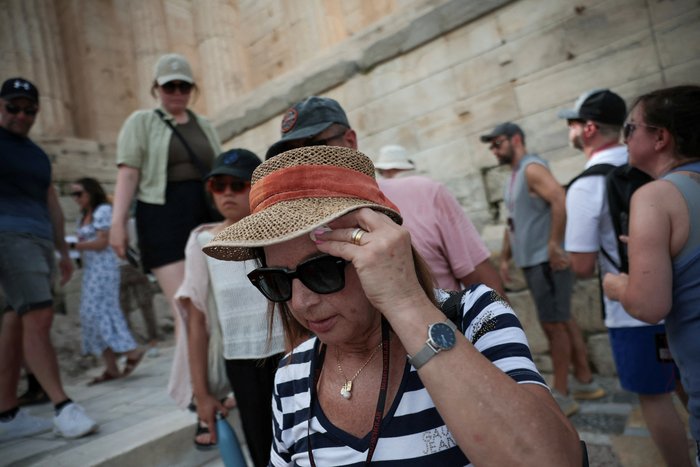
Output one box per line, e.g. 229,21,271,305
482,122,604,417
0,78,98,441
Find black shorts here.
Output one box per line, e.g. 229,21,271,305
135,180,209,273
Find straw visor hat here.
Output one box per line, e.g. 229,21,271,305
202,146,402,261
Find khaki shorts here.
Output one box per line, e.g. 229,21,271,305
0,232,56,316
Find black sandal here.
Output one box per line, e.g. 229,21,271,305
194,418,217,451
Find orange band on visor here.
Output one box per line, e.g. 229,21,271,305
250,165,399,214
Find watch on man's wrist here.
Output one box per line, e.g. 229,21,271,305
409,320,457,369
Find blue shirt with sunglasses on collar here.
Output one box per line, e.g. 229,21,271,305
0,125,52,240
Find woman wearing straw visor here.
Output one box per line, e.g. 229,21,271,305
203,146,580,466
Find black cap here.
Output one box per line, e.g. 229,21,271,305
557,89,626,126
480,122,524,143
266,96,350,160
205,149,261,181
0,78,39,104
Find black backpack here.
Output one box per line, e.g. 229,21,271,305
567,163,653,273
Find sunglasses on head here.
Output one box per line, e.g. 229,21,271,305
623,122,658,140
71,191,84,198
247,254,351,302
4,102,38,116
206,178,250,194
160,81,193,94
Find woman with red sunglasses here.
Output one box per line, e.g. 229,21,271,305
110,54,222,338
168,149,286,466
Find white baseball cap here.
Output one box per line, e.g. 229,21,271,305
375,145,415,170
154,54,194,85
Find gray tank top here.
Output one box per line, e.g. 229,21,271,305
504,154,551,268
661,172,700,261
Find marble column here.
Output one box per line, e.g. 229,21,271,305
193,0,251,116
1,0,74,137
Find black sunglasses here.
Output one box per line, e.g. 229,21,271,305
160,81,193,94
5,103,38,116
303,130,348,148
207,178,250,194
71,191,84,198
247,254,350,302
623,122,658,140
490,137,509,150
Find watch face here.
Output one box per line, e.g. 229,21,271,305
429,322,456,350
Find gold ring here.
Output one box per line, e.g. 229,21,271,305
351,228,366,246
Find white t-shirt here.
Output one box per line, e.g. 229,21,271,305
565,146,652,328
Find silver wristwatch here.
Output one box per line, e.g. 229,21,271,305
409,320,457,369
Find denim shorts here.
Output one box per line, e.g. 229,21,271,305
0,231,56,316
609,324,679,395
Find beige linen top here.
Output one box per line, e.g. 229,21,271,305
116,107,222,205
167,224,285,410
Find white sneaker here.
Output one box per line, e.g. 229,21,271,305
0,409,53,442
53,403,98,439
146,346,159,358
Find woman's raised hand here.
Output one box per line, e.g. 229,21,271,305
314,208,432,316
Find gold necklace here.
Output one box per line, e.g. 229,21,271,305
335,343,383,400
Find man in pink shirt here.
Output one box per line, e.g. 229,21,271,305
374,145,505,294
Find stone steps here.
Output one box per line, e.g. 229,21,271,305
0,346,250,467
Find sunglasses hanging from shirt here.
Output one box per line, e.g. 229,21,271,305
154,109,223,222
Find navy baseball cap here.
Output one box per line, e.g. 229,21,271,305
206,149,261,181
266,96,350,160
558,89,626,126
480,122,524,143
0,78,39,104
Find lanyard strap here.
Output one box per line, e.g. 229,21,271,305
308,319,391,467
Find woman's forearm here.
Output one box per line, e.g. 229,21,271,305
111,166,140,226
187,300,212,399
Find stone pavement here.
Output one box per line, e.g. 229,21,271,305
0,345,696,466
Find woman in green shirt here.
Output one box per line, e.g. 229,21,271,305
110,54,222,335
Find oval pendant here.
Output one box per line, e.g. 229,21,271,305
341,389,351,399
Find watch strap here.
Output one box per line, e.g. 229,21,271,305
408,320,457,369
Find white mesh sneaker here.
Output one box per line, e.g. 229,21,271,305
0,409,53,442
53,403,98,439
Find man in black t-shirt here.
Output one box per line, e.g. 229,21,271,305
0,78,98,441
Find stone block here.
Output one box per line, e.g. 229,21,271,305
440,172,489,213
415,83,520,151
647,0,700,24
410,138,475,178
481,225,505,254
364,69,457,135
494,0,601,42
664,57,700,87
453,23,568,100
507,289,549,354
571,279,607,333
515,103,577,157
443,13,502,66
514,32,660,116
588,332,617,377
466,133,498,170
483,164,510,204
357,121,420,164
562,0,650,58
654,8,700,69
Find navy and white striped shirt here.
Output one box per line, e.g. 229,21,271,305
270,284,546,467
